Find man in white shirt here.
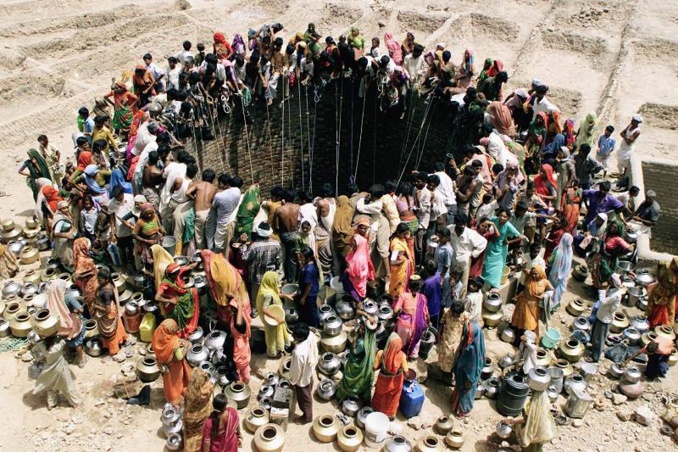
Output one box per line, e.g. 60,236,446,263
529,84,558,120
432,162,456,224
413,172,431,263
143,53,165,93
108,186,135,270
591,275,626,362
210,175,243,252
403,44,425,86
289,323,319,424
448,212,488,297
166,56,182,92
175,40,193,66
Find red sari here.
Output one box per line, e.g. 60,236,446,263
152,319,191,405
201,408,240,452
561,187,582,234
372,333,406,418
158,266,200,338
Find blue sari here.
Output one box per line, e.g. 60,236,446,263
482,218,520,288
451,322,485,417
108,168,133,197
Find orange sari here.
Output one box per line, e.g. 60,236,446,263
153,319,191,405
72,238,99,311
372,333,407,417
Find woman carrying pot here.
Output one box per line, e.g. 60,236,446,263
510,265,553,342
337,316,377,404
501,390,556,451
92,267,127,355
152,318,191,406
451,319,485,418
46,279,87,368
52,200,76,272
255,271,292,359
155,263,200,339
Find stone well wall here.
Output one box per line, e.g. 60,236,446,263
640,160,678,256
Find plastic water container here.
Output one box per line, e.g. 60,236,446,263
364,411,389,448
399,379,425,418
139,313,157,343
541,327,562,349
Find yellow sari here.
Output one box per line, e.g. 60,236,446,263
389,237,413,299
256,272,291,357
152,244,174,290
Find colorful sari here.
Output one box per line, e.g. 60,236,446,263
255,272,291,358
343,233,375,300
488,102,516,137
72,238,99,311
451,321,485,417
575,111,598,149
438,311,468,373
534,163,557,208
511,265,549,339
647,257,678,329
0,244,19,280
94,283,127,355
183,369,214,452
389,236,413,299
372,333,407,418
152,245,174,290
133,204,162,267
234,184,260,240
157,264,200,338
35,178,62,225
547,233,573,311
108,85,137,133
228,298,252,383
482,217,520,288
562,186,582,234
337,328,376,404
25,149,52,200
152,319,191,405
394,292,429,358
201,407,240,452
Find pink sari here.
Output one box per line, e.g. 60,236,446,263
394,292,429,358
201,407,239,452
345,234,375,298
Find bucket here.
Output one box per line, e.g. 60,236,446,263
500,265,511,285
364,411,389,448
329,276,345,298
162,236,177,256
541,327,561,349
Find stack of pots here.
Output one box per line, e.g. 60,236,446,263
320,313,347,354
481,293,503,328
161,403,183,438
618,366,645,399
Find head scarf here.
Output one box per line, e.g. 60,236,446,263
183,368,215,450
487,101,516,136
108,167,133,198
526,265,547,298
152,244,174,290
535,111,549,129
35,178,61,223
540,163,556,186
649,257,678,308
575,111,598,147
487,59,504,77
232,34,245,52
256,271,281,314
550,233,573,280
383,332,405,374
454,322,485,386
77,151,93,171
213,32,228,45
384,32,402,64
27,149,52,180
550,110,563,134
563,118,576,145
46,278,81,340
518,390,556,447
152,319,180,364
544,133,565,156
83,164,107,195
332,195,355,242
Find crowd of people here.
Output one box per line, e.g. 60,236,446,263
10,19,678,452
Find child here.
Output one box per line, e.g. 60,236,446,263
464,275,484,325
596,125,616,178
79,196,98,243
295,220,317,258
298,246,320,327
475,193,497,225
517,181,547,244
420,260,442,331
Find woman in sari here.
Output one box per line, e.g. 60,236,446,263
256,271,291,358
52,201,76,272
384,32,403,65
35,178,62,230
342,218,375,301
646,257,678,329
332,195,355,266
72,238,99,312
525,112,548,174
511,265,553,341
543,215,566,261
133,204,163,271
0,243,19,280
401,31,416,56
348,27,366,53
155,263,200,338
575,111,598,150
132,65,155,108
533,164,557,208
451,320,485,418
482,209,522,288
337,318,377,404
19,149,52,200
92,267,127,355
372,333,408,419
104,82,138,136
437,302,467,379
502,390,556,452
586,220,632,290
151,244,174,290
227,296,252,383
152,318,191,406
393,276,429,359
389,222,414,299
561,180,582,234
488,101,516,137
563,118,576,148
201,393,242,452
547,233,573,311
108,168,132,198
46,279,87,367
213,32,233,61
395,183,418,259
183,368,214,452
234,183,260,240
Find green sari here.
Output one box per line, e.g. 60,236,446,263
337,327,376,404
235,184,260,239
25,149,52,200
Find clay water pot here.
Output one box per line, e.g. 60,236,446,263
254,423,285,452
566,298,586,317
313,414,340,443
136,356,161,382
434,415,454,435
416,435,442,452
337,425,363,452
618,380,645,400
655,325,676,342
445,430,464,449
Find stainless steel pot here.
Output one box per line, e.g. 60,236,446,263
323,315,343,337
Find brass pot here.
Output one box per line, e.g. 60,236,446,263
9,311,32,338
312,414,340,443
319,331,348,353
1,219,15,232
3,301,22,321
445,430,464,449
244,406,270,433
41,267,58,282
434,415,455,435
253,423,285,452
566,298,586,317
609,312,630,334
337,425,363,452
1,227,22,243
535,348,552,368
559,338,585,363
223,381,251,409
111,272,127,293
655,325,676,342
23,227,40,240
84,319,99,338
417,435,443,452
482,309,502,328
57,272,72,284
25,218,38,230
20,246,39,265
23,269,42,285
30,308,59,337
136,356,161,382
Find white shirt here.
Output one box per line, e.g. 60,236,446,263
289,334,319,387
618,126,640,160
487,131,509,167
134,122,154,155
356,198,383,234
145,62,165,83
299,203,318,228
415,187,431,229
518,340,538,375
167,66,182,91
403,54,425,83
175,50,193,66
531,95,558,120
434,171,456,207
596,289,623,324
465,291,483,324
447,226,487,265
134,140,158,177
108,193,135,238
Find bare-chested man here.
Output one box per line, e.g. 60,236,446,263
186,168,218,250
141,150,164,210
168,163,197,255
275,188,300,282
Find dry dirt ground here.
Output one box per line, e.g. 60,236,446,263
1,0,678,451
